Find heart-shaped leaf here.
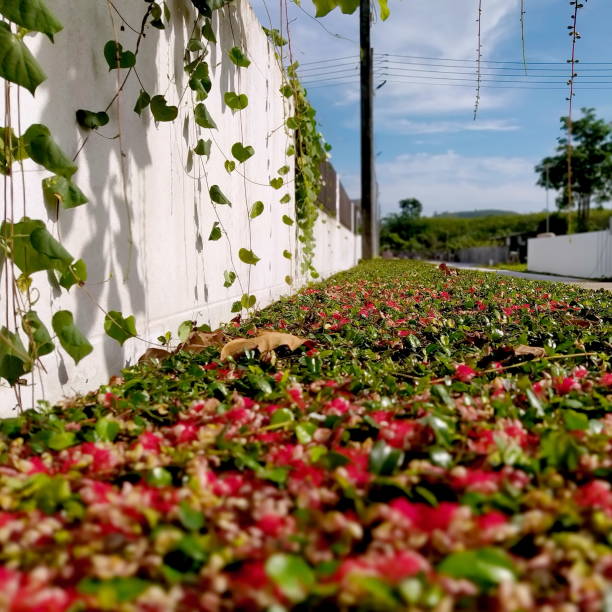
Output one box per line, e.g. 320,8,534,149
104,40,136,70
23,124,77,178
250,201,264,218
238,248,260,265
0,127,28,175
231,142,254,163
283,250,292,259
278,165,290,176
194,139,211,157
223,270,236,288
241,294,256,309
0,23,46,94
270,178,283,189
286,117,299,130
59,258,87,290
104,311,137,346
282,215,294,226
76,110,109,130
150,95,178,122
22,310,54,359
224,160,235,173
224,92,248,111
280,193,291,204
52,310,93,364
228,47,251,68
134,90,150,115
208,222,221,241
201,19,216,43
30,227,73,264
42,175,88,209
0,0,63,40
0,326,32,385
194,103,216,129
209,185,231,205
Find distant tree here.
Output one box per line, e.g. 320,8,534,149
535,108,612,229
398,198,423,219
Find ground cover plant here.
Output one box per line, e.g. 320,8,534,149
1,259,612,611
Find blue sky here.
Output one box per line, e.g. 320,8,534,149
251,0,612,217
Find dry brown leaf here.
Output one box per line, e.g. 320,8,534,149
179,330,225,354
220,330,307,360
138,348,172,363
567,317,592,328
514,345,546,359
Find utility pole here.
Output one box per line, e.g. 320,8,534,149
360,0,378,258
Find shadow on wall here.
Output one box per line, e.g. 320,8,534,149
37,0,162,382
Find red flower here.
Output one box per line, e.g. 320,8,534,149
390,498,459,532
599,372,612,387
455,364,477,382
554,376,580,395
477,511,508,531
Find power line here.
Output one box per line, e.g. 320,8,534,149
377,53,612,65
378,59,612,73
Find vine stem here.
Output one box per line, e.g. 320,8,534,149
520,0,527,76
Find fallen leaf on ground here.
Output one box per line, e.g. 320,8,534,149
179,330,225,353
220,330,307,360
514,345,546,359
138,348,172,363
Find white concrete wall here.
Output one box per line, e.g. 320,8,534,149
0,0,360,415
528,230,612,279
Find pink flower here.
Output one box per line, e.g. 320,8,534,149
256,514,285,536
599,372,612,387
573,366,589,379
477,511,508,531
455,364,477,382
554,376,581,395
390,498,459,532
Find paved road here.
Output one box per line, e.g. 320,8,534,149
435,262,612,291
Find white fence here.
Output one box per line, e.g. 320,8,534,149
0,0,361,415
527,229,612,279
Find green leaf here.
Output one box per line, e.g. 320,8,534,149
437,548,517,588
95,418,120,442
150,95,178,122
30,227,72,263
177,320,193,343
76,109,109,130
280,84,293,98
231,300,242,313
278,165,290,176
271,408,294,426
59,258,87,290
284,275,293,285
194,139,211,157
296,422,316,444
250,201,264,218
47,430,76,451
146,467,172,487
280,193,291,204
224,160,235,173
77,577,151,604
270,178,283,189
377,0,390,20
0,22,46,94
134,90,151,115
338,0,359,14
201,19,216,43
179,501,205,531
187,38,204,52
0,327,32,385
209,185,231,206
265,554,315,603
282,215,294,226
23,124,77,178
283,250,292,259
563,409,589,431
104,311,137,346
223,270,236,288
42,175,88,209
312,0,339,17
286,117,299,130
194,103,216,129
231,142,254,163
0,126,28,175
262,27,288,47
52,310,93,364
208,222,221,241
0,0,63,40
224,92,248,111
369,440,404,476
22,310,54,358
238,248,260,265
241,293,256,309
103,40,136,70
228,47,251,68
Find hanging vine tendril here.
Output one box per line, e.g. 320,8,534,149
473,0,483,120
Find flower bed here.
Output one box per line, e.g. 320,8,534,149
1,260,611,610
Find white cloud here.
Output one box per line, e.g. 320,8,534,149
379,118,520,135
340,151,545,217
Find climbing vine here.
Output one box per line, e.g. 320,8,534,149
0,0,333,403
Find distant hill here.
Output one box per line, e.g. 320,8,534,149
433,209,519,219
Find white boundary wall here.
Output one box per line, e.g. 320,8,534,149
0,0,361,415
527,230,612,279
